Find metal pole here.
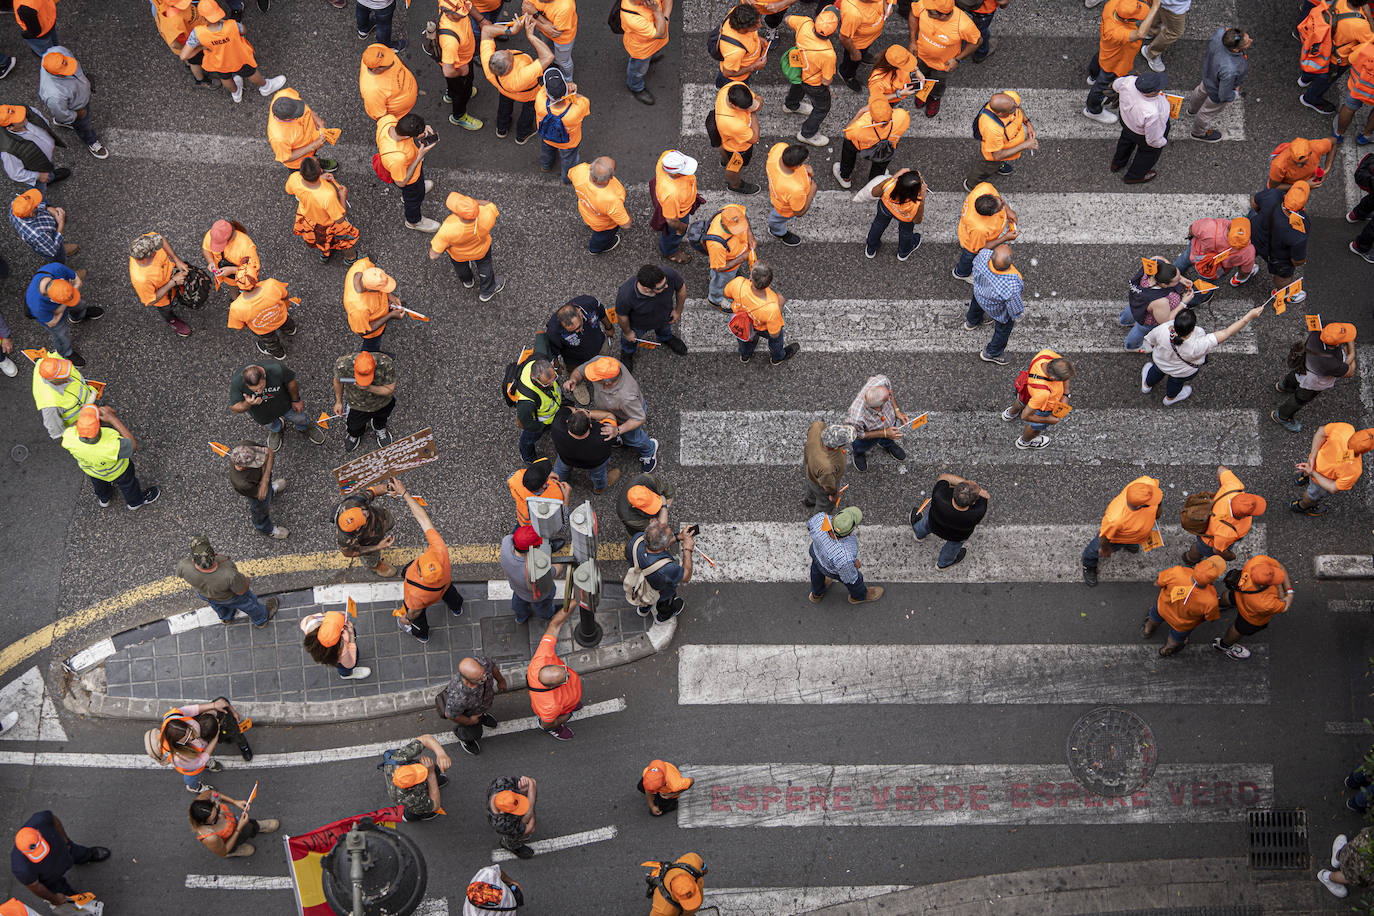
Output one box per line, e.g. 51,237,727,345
571,559,602,647
346,825,366,916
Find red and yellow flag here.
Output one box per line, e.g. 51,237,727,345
286,807,405,916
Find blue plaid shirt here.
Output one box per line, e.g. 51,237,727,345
971,248,1025,323
807,512,860,585
11,206,62,260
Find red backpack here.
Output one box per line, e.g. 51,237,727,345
371,152,394,184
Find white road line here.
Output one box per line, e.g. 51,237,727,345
681,84,1246,141
0,698,627,770
679,409,1263,466
414,900,450,916
1326,721,1373,735
185,876,295,890
679,763,1272,827
167,606,221,634
679,644,1268,705
491,825,617,863
313,582,403,605
697,189,1251,246
704,885,914,916
1314,555,1374,579
1329,600,1374,613
679,298,1259,355
0,668,69,743
687,522,1266,584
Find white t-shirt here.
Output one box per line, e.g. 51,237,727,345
1145,321,1217,377
463,865,519,915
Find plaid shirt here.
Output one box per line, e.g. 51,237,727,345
971,249,1025,323
846,374,896,432
11,206,62,260
807,512,860,584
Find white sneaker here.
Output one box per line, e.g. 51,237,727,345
796,131,828,147
271,478,287,495
1140,362,1153,393
0,711,17,734
0,356,15,378
340,666,372,680
230,77,244,104
259,74,287,96
1332,834,1349,869
1000,406,1019,421
787,98,814,117
406,216,442,232
267,526,290,540
1141,46,1166,72
1082,106,1118,125
1162,384,1193,406
1289,289,1307,304
831,161,851,189
1318,870,1348,898
1211,637,1250,659
1015,434,1049,449
424,179,434,193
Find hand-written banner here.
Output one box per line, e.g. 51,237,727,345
333,428,438,494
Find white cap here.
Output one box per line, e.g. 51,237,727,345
662,150,697,177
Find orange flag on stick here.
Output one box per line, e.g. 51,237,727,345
209,441,230,457
1140,257,1159,277
1191,279,1218,294
399,306,431,322
346,597,359,618
1305,314,1323,332
21,347,46,363
1272,278,1303,315
1163,93,1184,120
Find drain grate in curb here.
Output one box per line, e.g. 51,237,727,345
1246,807,1309,870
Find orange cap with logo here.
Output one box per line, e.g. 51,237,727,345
1226,217,1250,248
415,554,446,586
493,790,530,815
47,279,79,307
1289,137,1311,161
10,189,40,218
814,5,840,33
354,352,376,386
38,357,72,382
200,0,228,22
14,828,49,864
41,51,77,77
1321,322,1356,346
1284,180,1310,211
363,43,396,69
338,507,369,532
666,869,704,910
0,106,25,128
75,405,100,438
1191,556,1226,585
392,763,429,788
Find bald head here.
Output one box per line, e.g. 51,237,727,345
458,657,487,683
538,664,568,687
989,92,1017,115
590,157,616,184
991,244,1014,270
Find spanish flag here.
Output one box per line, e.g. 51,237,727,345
286,807,405,915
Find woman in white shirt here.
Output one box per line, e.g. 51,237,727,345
1142,305,1263,405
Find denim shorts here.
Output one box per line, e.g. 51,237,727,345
1027,410,1054,432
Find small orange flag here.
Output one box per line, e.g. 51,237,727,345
346,597,359,618
1170,585,1190,604
209,441,230,457
1305,314,1323,332
1140,257,1158,277
1191,279,1218,293
321,127,341,145
391,606,408,618
1163,93,1184,120
88,379,106,400
317,411,332,429
1143,527,1163,552
907,412,928,430
21,347,47,363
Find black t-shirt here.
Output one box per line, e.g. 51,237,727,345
228,362,296,424
551,408,613,468
1304,329,1349,379
543,296,608,368
227,440,265,498
929,479,988,542
614,267,683,332
11,811,73,889
1127,266,1175,325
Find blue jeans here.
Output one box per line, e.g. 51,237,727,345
1172,247,1192,276
1081,536,1138,569
46,308,85,356
969,9,995,60
1144,362,1196,398
740,327,786,361
912,510,966,568
202,588,272,625
866,201,918,256
1303,63,1346,105
620,324,675,356
708,264,747,305
496,96,536,138
618,423,657,461
1148,604,1192,643
554,454,609,490
356,0,397,46
1190,534,1218,560
626,55,652,92
953,246,977,278
767,207,792,238
268,408,311,433
511,592,556,623
90,463,148,508
519,424,550,462
658,223,685,257
1086,54,1120,114
540,141,580,183
589,227,620,253
23,29,58,57
808,547,867,600
248,489,273,534
966,298,1014,358
400,165,426,224
1118,306,1150,350
58,109,98,146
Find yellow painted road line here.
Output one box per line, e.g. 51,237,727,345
0,541,624,680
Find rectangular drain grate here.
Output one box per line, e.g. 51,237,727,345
1246,807,1309,870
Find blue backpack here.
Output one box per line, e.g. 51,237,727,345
537,68,573,144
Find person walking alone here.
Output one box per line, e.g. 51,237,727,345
807,505,883,603
910,472,989,569
175,535,279,626
1186,27,1248,142
1272,321,1356,432
1110,71,1170,184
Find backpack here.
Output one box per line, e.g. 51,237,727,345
686,209,729,254
1298,1,1335,73
607,0,624,33
623,534,674,607
173,265,214,311
377,747,407,771
1013,370,1052,405
1357,152,1374,192
502,347,537,407
537,70,573,143
971,106,1004,142
643,860,705,903
708,22,746,62
728,309,756,342
780,46,802,83
1180,487,1240,535
372,152,395,184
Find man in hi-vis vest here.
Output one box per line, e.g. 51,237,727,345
60,405,159,510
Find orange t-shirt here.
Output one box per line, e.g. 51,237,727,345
508,469,564,526
430,203,499,261
202,227,260,291
227,279,290,335
957,181,1009,252
978,96,1029,162
1268,138,1334,187
480,39,543,102
1231,556,1289,626
157,3,205,49
621,0,669,59
718,21,765,76
1025,349,1065,412
527,633,583,722
879,175,922,222
724,277,784,334
374,115,420,185
1333,0,1374,61
569,163,630,231
191,21,257,73
129,250,175,308
1098,475,1162,543
1097,0,1143,76
654,152,699,221
534,90,591,150
787,15,837,84
842,106,911,151
705,204,752,270
267,89,321,168
1154,566,1221,632
530,0,577,43
1202,468,1252,552
1315,422,1363,490
285,172,347,225
437,11,477,69
714,82,757,152
404,529,454,611
343,257,389,338
839,0,893,50
911,2,979,70
359,59,418,120
765,142,813,217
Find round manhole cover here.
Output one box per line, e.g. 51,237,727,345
10,445,28,463
1066,706,1157,797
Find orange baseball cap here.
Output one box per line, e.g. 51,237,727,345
869,96,893,123
415,554,446,586
47,278,79,307
38,357,72,382
583,357,621,382
1284,180,1310,211
208,219,233,248
0,105,26,128
338,507,368,532
10,189,40,218
1352,429,1374,454
361,267,396,293
1125,482,1156,506
14,828,49,864
363,44,395,69
1231,494,1266,517
1191,556,1226,585
627,485,663,516
814,5,840,33
446,192,479,220
1116,0,1149,19
354,352,376,386
1289,137,1311,161
75,405,100,437
1321,322,1356,346
666,869,703,910
1226,217,1250,248
1247,557,1283,586
317,611,346,647
392,763,429,789
642,760,693,793
41,50,77,77
493,790,529,815
200,0,228,22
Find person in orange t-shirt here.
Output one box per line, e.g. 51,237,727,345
652,150,701,263
526,605,583,739
178,0,285,103
969,90,1037,188
1267,136,1337,191
765,142,816,244
267,88,338,171
1004,348,1073,450
1081,475,1162,586
835,96,911,187
344,258,406,352
1085,0,1159,121
964,0,1009,64
202,219,260,292
227,278,294,359
480,19,555,142
534,70,590,183
523,0,577,76
1213,555,1292,659
129,231,194,337
429,192,505,301
715,4,769,89
375,112,441,231
1181,466,1264,564
284,156,360,262
622,0,672,104
704,203,756,308
907,0,980,117
954,181,1017,278
865,167,926,259
433,4,481,130
391,477,464,644
638,759,695,816
358,43,418,122
837,0,895,91
1293,423,1374,514
784,8,839,144
156,0,216,86
723,261,798,365
1146,556,1223,656
867,44,922,105
569,157,631,253
507,457,570,529
709,81,762,194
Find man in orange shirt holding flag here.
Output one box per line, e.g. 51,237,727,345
1173,215,1257,287
1082,475,1162,586
907,0,981,117
1292,423,1374,515
389,477,463,644
1084,0,1161,124
1144,556,1223,656
226,277,294,359
784,7,839,145
429,192,504,302
527,604,582,740
266,88,338,171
